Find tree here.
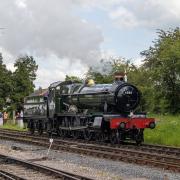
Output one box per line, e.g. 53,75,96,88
141,28,180,113
12,55,38,110
65,75,82,82
0,53,13,110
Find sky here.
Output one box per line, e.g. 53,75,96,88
0,0,180,88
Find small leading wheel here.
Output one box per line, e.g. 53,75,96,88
136,140,142,146
135,129,144,146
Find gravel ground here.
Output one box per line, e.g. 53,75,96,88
0,139,179,180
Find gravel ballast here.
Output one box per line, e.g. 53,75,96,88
0,139,179,180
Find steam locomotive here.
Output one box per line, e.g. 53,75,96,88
23,77,155,144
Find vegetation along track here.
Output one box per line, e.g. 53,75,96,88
0,153,93,180
0,128,180,173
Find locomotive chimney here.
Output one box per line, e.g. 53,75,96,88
114,72,125,82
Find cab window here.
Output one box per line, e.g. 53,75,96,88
71,84,81,93
55,86,61,95
60,85,71,94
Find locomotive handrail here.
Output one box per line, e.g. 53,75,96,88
59,91,111,96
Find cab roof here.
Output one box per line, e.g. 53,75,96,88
49,81,62,88
49,80,82,89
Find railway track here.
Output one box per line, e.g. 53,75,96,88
0,169,24,180
1,128,180,156
0,153,93,180
0,128,180,173
1,128,180,157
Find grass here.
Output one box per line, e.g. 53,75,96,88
0,120,27,131
144,114,180,147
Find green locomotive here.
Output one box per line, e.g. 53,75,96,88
24,79,155,144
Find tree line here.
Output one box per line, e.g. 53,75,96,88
0,55,38,113
0,28,179,114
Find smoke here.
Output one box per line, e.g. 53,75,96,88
89,50,119,75
0,0,103,66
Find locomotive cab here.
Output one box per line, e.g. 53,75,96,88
48,81,83,114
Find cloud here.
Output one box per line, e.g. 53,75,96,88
79,0,180,29
1,0,180,88
15,0,27,8
109,6,138,28
0,0,103,65
76,0,124,11
0,0,104,88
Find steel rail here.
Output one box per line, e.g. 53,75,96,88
0,154,93,180
0,170,25,180
0,129,180,157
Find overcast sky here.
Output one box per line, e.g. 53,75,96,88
0,0,180,88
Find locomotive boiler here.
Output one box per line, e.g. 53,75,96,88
24,77,155,145
62,80,140,113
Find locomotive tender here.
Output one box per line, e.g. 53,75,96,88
24,78,155,144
